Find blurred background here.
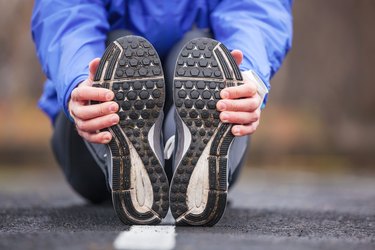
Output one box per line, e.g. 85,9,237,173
0,0,374,175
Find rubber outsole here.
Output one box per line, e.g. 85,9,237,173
92,36,169,225
170,38,244,226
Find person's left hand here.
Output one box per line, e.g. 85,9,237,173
216,50,262,137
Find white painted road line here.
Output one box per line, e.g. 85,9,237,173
113,225,176,250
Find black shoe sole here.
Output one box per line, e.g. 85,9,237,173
170,38,244,226
92,36,169,225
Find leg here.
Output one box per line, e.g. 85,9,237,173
228,136,250,188
51,112,110,203
106,30,133,45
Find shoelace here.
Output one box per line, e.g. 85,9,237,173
164,135,175,160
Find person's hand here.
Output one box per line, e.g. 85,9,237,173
68,58,119,144
216,50,262,136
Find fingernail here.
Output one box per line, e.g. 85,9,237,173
233,127,241,135
111,115,119,124
221,90,229,99
106,92,114,101
217,101,226,111
110,103,118,112
221,113,229,123
103,134,111,143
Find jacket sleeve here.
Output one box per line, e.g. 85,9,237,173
210,0,293,106
31,0,110,118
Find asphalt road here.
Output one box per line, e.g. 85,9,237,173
0,165,374,250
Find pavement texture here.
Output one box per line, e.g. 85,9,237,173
0,165,374,250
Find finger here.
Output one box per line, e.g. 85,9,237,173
73,101,119,120
220,110,260,124
77,130,113,144
89,58,101,80
71,85,114,102
217,96,261,112
230,50,243,65
231,122,259,136
220,82,257,99
75,113,119,133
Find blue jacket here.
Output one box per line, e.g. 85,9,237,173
31,0,293,123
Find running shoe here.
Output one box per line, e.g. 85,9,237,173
92,36,169,225
170,38,244,226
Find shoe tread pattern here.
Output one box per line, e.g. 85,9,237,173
93,36,169,225
170,38,243,226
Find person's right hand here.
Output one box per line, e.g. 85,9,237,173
68,58,119,144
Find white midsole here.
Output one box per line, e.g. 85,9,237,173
185,135,214,214
124,132,154,213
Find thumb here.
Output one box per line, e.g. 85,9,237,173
89,58,101,80
230,50,243,66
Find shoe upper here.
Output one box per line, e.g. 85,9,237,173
172,109,191,174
